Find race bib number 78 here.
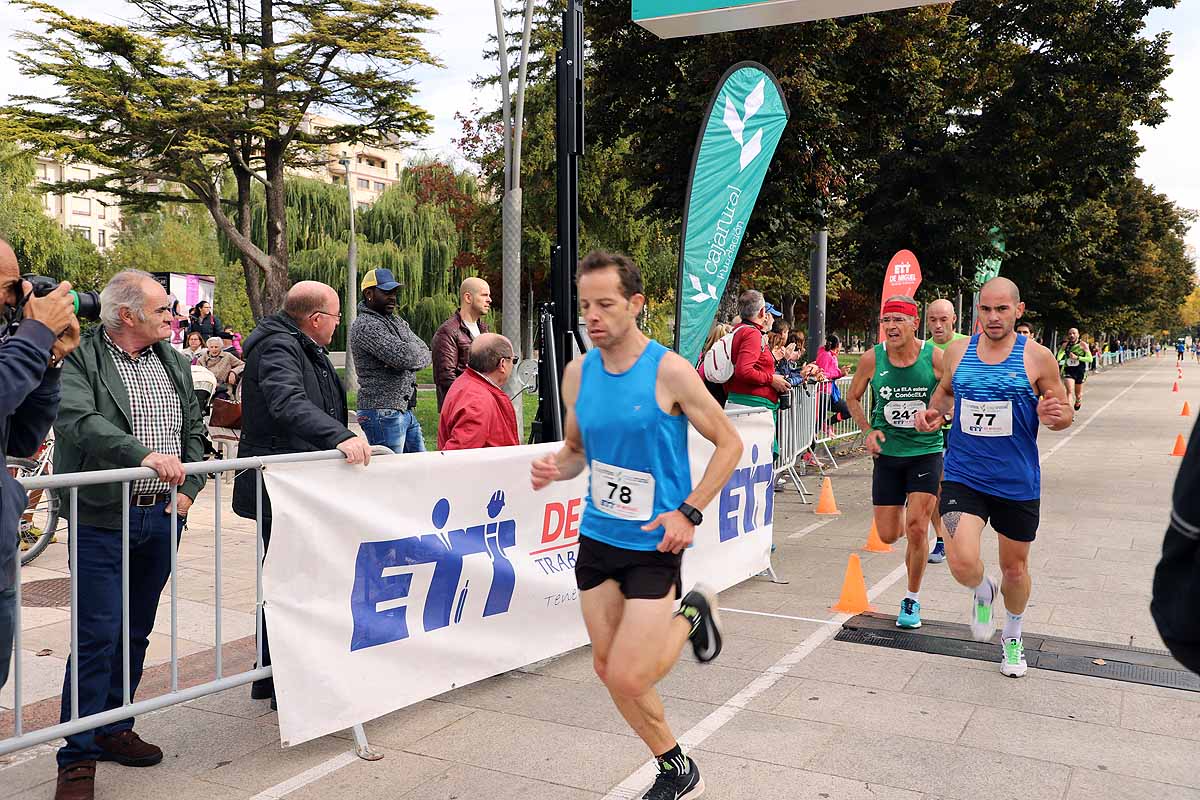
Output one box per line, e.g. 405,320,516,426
590,460,656,521
960,399,1013,437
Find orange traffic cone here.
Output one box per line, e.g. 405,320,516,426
1172,434,1187,457
831,554,873,614
1183,402,1192,417
815,477,841,515
863,519,894,553
1173,382,1180,393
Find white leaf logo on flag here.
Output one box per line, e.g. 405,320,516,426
688,274,718,304
723,98,744,146
740,129,763,171
743,79,765,122
722,78,768,172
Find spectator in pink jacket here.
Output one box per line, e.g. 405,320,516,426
815,334,851,425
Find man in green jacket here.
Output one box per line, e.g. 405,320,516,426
51,270,207,800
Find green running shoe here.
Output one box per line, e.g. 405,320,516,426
969,577,998,641
1001,637,1027,678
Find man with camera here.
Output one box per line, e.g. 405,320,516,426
51,269,209,800
0,238,81,693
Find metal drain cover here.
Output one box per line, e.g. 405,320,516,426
20,577,72,607
837,612,1200,693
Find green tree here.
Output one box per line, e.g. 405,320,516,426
106,204,255,334
0,142,104,288
3,0,437,319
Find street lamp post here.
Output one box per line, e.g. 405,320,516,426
339,152,358,393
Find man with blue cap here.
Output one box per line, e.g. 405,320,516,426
350,268,431,452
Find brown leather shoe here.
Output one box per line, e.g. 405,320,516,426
55,761,96,800
95,730,163,767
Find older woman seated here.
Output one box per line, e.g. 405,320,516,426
198,336,244,398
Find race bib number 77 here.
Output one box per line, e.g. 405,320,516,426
960,399,1013,437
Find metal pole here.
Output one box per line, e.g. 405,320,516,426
497,2,535,429
956,263,964,333
807,228,828,362
341,154,359,394
536,0,583,442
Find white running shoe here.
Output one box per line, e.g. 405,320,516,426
969,576,999,642
1000,637,1028,678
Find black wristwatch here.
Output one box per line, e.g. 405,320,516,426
678,502,703,526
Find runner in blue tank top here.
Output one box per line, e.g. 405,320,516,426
917,277,1073,679
530,251,742,800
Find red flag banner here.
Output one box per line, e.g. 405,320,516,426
878,250,922,343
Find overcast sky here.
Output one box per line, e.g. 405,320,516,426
1,0,1195,257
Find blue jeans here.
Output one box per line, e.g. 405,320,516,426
0,585,15,690
357,408,425,453
58,500,184,767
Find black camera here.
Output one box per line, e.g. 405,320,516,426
22,274,101,322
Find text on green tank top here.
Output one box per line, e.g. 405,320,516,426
870,340,943,457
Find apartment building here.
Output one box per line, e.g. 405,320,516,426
32,114,407,247
293,114,408,210
34,155,123,250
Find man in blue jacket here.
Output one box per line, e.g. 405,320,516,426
0,238,80,690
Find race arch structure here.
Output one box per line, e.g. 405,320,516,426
633,0,950,38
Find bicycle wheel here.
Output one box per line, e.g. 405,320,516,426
6,457,61,566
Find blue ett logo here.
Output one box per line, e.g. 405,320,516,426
349,492,516,652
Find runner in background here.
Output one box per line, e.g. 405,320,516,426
1056,328,1092,411
925,298,966,565
531,250,742,800
847,296,944,628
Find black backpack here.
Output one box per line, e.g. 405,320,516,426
1151,419,1200,676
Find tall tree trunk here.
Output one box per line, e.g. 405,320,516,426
258,0,289,315
262,143,289,314
234,166,264,319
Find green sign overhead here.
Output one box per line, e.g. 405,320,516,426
633,0,950,38
974,227,1005,288
674,62,790,365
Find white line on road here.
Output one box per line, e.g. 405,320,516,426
720,607,842,625
787,517,836,540
1039,370,1149,464
247,751,360,799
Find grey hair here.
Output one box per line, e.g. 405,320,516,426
206,336,224,348
100,270,155,331
738,289,765,321
468,335,512,374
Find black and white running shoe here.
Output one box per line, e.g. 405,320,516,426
642,757,705,799
677,584,723,663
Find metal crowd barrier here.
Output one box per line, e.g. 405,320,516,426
774,383,817,502
2,447,391,761
811,375,869,469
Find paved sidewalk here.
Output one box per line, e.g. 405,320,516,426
3,353,1199,799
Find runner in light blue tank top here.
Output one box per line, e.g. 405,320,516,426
575,341,690,551
529,251,744,800
917,277,1074,680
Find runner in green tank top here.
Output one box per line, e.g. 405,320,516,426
925,299,967,564
847,295,945,629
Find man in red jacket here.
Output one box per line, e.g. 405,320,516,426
438,333,521,450
725,289,791,411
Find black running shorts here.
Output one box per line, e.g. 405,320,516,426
872,452,943,506
1064,364,1086,383
939,480,1040,543
575,535,683,600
